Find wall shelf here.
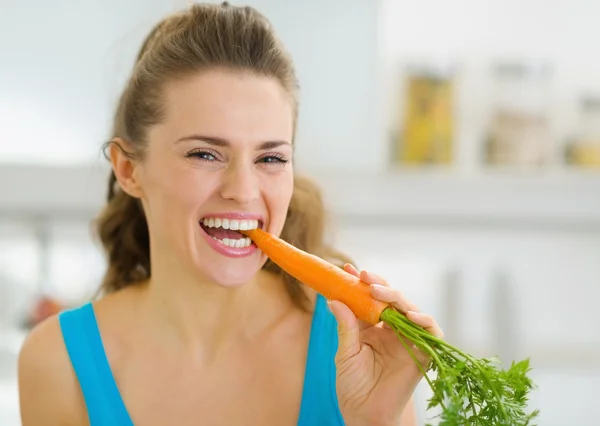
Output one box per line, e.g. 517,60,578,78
307,167,600,230
1,164,600,230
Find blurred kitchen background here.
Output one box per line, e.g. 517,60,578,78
1,0,599,424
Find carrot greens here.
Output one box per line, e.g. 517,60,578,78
381,308,539,425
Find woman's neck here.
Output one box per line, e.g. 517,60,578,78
138,263,299,364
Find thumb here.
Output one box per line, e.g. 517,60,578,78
328,300,361,360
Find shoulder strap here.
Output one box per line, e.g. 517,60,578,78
297,294,346,426
59,304,133,426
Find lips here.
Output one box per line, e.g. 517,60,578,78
198,215,263,255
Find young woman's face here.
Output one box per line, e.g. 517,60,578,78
136,70,294,287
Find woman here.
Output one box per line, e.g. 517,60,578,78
18,3,443,425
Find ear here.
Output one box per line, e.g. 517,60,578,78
109,138,144,199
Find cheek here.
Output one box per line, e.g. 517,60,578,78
265,171,294,218
142,162,212,217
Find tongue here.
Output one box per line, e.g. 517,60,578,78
202,225,244,240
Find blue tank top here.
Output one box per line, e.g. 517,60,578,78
58,294,345,426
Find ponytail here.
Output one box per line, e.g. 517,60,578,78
95,171,150,294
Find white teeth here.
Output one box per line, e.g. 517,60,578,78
202,217,259,231
202,217,259,250
212,236,251,248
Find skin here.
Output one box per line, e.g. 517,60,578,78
18,69,441,426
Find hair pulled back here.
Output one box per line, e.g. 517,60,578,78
95,2,352,309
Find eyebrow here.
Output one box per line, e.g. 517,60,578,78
175,135,291,150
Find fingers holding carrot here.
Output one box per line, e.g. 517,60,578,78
341,263,443,340
343,264,420,314
342,263,360,277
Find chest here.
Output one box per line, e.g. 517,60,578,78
125,362,303,425
114,334,310,426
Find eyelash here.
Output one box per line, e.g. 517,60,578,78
186,150,289,165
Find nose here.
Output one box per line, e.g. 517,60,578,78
219,162,260,205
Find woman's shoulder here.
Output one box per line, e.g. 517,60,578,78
18,314,89,425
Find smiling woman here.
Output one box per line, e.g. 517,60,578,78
16,3,434,426
102,68,298,290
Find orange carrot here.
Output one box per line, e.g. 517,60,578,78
242,229,540,426
241,228,388,325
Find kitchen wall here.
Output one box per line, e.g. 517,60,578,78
1,1,599,425
0,0,383,171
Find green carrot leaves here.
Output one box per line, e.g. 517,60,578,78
380,307,540,425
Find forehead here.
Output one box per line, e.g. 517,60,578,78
157,69,294,145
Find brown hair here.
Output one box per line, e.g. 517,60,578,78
95,2,352,310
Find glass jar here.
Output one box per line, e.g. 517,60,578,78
565,96,600,168
485,62,553,167
394,64,455,166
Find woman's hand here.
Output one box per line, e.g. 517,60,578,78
330,264,443,426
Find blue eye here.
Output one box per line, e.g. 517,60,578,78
259,155,288,164
187,150,217,161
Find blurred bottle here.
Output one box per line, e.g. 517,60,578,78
393,63,455,166
485,62,553,167
564,95,600,168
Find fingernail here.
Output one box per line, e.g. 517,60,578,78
370,284,390,293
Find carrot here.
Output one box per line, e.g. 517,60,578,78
241,227,388,325
242,227,540,426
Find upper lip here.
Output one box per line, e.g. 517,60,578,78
200,212,265,227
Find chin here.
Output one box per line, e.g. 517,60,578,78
204,273,256,289
196,257,264,288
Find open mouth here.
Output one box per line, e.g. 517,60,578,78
200,217,262,249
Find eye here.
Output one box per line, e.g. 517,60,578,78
186,150,218,162
258,154,289,165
